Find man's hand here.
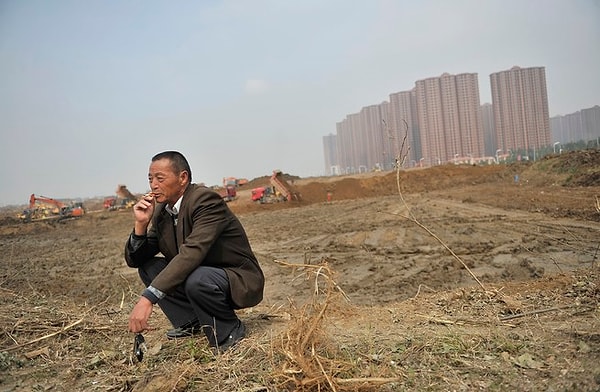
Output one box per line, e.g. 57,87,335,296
128,297,153,333
133,193,155,235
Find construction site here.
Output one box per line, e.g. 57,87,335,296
17,194,86,223
0,149,599,391
11,171,303,224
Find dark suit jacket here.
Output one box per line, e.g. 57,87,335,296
125,184,264,309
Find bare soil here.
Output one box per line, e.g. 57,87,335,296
1,150,599,391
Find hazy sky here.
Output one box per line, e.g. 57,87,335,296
1,0,599,206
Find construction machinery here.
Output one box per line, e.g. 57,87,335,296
19,194,85,222
219,177,248,202
220,185,237,202
251,170,301,203
104,185,137,211
270,170,300,201
222,177,248,188
251,186,284,203
210,184,237,202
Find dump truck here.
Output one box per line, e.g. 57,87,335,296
251,170,301,203
104,185,137,211
251,186,285,203
219,177,249,202
220,185,237,202
269,170,301,201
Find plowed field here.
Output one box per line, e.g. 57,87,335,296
1,150,599,391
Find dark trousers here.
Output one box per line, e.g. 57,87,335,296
138,257,240,346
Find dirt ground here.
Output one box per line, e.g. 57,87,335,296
1,150,599,391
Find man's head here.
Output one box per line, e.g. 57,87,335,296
148,151,192,206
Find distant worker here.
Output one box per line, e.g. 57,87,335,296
124,151,264,353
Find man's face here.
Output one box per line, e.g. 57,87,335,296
148,158,187,206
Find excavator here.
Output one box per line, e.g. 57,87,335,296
19,194,85,222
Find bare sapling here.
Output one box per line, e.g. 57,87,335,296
382,119,487,293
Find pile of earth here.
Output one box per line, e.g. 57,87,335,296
225,149,600,220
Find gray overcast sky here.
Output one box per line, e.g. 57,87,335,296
1,0,598,206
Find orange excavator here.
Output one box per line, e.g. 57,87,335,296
20,194,85,222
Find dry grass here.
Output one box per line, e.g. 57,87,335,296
2,150,600,391
270,260,402,391
2,263,599,391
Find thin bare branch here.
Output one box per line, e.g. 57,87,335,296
384,118,487,292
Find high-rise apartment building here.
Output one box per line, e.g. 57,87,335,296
550,105,600,145
582,105,600,143
323,133,339,175
490,66,551,156
360,103,388,171
415,72,484,166
550,116,568,144
335,113,359,174
332,103,390,174
324,65,565,173
388,89,419,167
480,103,496,156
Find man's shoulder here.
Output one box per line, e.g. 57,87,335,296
188,183,216,195
185,184,222,203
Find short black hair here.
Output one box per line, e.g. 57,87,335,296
152,151,192,182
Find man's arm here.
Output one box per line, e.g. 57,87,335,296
148,189,228,294
124,194,160,267
124,229,159,268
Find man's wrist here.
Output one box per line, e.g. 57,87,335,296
131,230,147,240
141,285,166,304
134,222,149,236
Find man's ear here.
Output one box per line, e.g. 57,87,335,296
180,171,189,185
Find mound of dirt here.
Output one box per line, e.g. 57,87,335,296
224,150,600,221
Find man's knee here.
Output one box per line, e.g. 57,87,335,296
184,267,229,299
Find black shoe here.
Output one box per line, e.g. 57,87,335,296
214,321,245,354
166,323,202,339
